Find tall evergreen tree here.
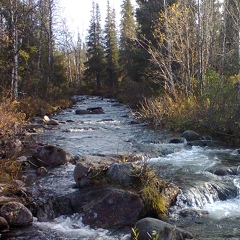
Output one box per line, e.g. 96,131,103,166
119,0,136,78
104,0,119,89
133,0,177,88
84,1,105,90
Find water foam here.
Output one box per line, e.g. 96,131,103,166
34,214,130,240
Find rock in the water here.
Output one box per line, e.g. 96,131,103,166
0,202,33,226
213,166,238,176
75,109,91,115
179,208,209,219
73,155,118,188
0,216,9,232
168,137,187,144
82,187,144,228
163,183,180,208
47,119,59,125
87,107,104,114
33,145,73,167
180,130,200,142
74,162,93,188
106,162,137,187
133,217,193,240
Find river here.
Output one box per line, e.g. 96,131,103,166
2,95,240,239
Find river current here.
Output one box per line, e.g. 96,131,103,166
3,95,240,239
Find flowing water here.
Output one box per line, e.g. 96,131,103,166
2,96,240,239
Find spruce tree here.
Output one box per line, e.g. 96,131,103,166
133,0,177,83
119,0,137,78
85,1,105,90
104,0,119,90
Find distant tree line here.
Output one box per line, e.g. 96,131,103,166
0,0,240,106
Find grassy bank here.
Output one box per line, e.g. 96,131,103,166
137,93,240,146
0,95,73,178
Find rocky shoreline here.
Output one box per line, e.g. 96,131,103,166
0,117,197,239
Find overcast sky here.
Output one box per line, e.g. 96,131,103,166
59,0,137,38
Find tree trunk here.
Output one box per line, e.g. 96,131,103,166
10,0,19,100
164,0,175,99
197,0,203,95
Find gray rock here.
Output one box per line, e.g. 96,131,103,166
75,109,91,114
73,155,121,188
179,208,209,219
169,137,187,144
47,119,60,125
0,202,33,226
180,130,200,141
106,162,137,187
163,183,180,208
213,166,238,176
33,145,73,168
73,158,111,188
74,162,92,188
87,107,104,114
133,217,193,240
82,187,144,228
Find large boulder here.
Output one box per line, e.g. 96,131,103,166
0,202,33,226
32,145,73,168
72,156,181,229
133,217,193,240
106,162,139,187
73,155,116,188
82,187,145,228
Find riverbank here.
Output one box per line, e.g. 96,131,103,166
137,95,240,147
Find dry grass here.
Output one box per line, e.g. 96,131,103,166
138,90,240,142
138,94,202,131
17,96,72,120
0,160,22,180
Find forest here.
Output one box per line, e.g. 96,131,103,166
0,0,240,143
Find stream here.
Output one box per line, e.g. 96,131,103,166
2,95,240,240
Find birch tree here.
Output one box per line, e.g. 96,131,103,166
1,0,37,99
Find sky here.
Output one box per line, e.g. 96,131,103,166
59,0,137,38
